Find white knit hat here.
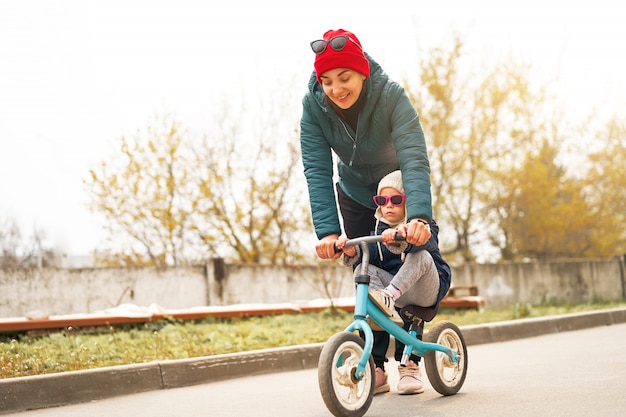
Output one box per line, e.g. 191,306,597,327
374,170,406,224
377,170,404,195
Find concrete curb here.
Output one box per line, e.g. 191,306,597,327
2,307,626,414
460,307,626,345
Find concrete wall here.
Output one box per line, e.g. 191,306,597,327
451,257,625,308
1,256,625,317
1,267,208,317
207,263,353,307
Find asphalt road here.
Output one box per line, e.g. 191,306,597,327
6,322,626,417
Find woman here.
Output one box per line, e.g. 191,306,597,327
300,28,432,255
299,29,449,395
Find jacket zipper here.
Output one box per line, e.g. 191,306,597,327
338,117,359,167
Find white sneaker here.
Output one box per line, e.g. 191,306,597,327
368,289,403,326
397,360,424,395
369,289,396,317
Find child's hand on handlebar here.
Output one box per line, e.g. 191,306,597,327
381,228,397,245
335,236,357,258
316,234,343,260
397,218,431,246
382,228,408,254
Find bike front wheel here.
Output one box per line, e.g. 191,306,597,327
423,320,468,396
318,332,375,417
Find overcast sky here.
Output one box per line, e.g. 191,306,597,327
1,0,624,255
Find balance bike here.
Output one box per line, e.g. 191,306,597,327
318,235,468,417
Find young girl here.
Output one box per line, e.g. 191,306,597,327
337,170,451,395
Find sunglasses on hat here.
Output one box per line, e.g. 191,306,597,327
373,194,405,207
310,35,362,54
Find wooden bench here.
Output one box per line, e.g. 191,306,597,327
439,285,486,310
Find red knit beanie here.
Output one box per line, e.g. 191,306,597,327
313,29,370,83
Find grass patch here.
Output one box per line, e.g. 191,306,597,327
1,301,624,379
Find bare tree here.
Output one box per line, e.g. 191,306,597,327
86,91,315,266
0,216,22,269
0,216,52,268
191,90,314,264
581,114,626,256
408,33,564,261
86,114,204,267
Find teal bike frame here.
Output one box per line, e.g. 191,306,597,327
341,236,459,379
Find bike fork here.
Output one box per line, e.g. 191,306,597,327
344,281,374,379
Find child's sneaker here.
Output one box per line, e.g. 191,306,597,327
369,289,396,317
374,367,390,394
368,289,404,326
397,360,424,395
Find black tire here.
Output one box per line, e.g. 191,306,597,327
423,321,468,396
318,332,376,417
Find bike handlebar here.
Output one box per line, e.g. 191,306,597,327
336,233,406,276
334,233,406,253
343,233,406,248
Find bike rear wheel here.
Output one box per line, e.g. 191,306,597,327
318,332,375,417
423,320,468,395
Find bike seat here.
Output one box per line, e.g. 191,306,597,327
399,304,439,323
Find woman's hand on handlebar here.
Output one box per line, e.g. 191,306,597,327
316,234,343,260
397,218,431,246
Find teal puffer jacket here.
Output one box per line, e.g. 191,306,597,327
300,53,432,239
